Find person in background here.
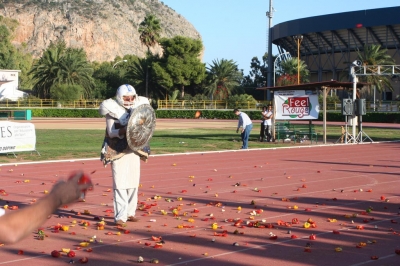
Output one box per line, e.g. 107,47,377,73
259,106,267,142
0,172,92,244
263,105,274,142
234,108,253,149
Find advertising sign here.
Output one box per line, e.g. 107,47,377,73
0,122,36,153
274,90,320,120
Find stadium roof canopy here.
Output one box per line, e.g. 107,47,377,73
271,6,400,80
272,6,400,56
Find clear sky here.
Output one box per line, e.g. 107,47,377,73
161,0,399,75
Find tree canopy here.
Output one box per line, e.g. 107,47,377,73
138,14,161,53
154,36,206,98
0,17,33,90
276,57,310,85
29,41,95,99
205,59,242,100
357,44,395,92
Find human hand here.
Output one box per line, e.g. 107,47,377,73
236,129,239,133
50,172,93,206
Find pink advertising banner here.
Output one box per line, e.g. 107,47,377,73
274,90,320,120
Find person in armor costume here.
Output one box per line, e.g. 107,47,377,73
99,84,149,226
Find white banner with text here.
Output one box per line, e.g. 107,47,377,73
274,90,320,120
0,122,36,153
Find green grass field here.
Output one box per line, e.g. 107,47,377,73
0,125,399,163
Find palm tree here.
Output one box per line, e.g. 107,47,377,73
138,14,161,97
138,14,161,53
57,48,95,98
276,57,310,85
29,41,67,98
205,59,242,100
357,44,395,93
29,41,95,99
126,57,151,95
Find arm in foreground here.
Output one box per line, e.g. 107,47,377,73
0,172,92,244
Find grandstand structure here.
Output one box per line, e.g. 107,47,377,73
271,6,400,100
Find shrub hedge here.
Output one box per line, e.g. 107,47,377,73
2,108,399,123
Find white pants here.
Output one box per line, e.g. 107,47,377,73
113,188,138,222
111,152,140,222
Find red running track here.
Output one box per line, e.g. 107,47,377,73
0,142,399,265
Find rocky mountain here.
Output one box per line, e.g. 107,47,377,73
0,0,201,62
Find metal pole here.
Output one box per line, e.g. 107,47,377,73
266,0,274,101
292,35,303,84
373,85,376,111
351,67,357,141
297,39,300,84
323,87,327,144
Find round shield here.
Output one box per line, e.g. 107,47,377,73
126,104,156,151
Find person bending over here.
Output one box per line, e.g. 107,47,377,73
234,108,253,149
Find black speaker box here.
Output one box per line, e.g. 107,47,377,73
354,99,366,115
342,98,353,116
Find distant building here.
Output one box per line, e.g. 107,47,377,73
0,69,27,101
271,6,400,100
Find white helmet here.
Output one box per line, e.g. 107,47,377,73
116,84,137,108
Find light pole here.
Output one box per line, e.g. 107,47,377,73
293,35,303,84
273,51,291,86
113,59,127,68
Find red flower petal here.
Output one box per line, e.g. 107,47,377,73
67,251,76,257
79,257,89,263
51,250,61,258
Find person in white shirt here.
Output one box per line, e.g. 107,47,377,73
234,108,253,149
259,106,267,142
263,105,273,142
0,172,92,244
